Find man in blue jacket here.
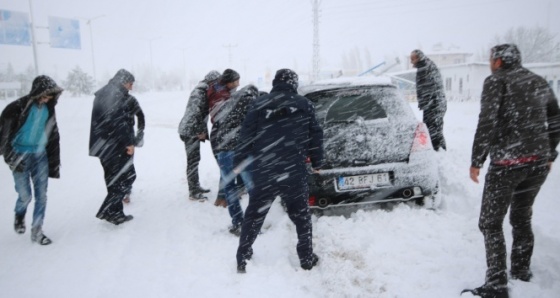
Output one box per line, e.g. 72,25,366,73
234,69,323,273
0,75,63,245
89,69,140,225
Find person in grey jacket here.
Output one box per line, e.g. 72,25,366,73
411,49,447,151
178,71,220,201
463,44,560,298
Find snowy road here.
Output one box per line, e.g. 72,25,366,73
1,92,559,297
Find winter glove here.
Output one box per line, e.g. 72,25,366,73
135,130,144,148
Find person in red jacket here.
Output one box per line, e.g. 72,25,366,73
207,69,240,124
207,69,240,206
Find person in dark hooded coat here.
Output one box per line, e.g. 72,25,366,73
411,49,447,151
121,94,145,204
463,44,560,298
0,75,63,245
89,69,139,225
233,69,323,273
211,84,259,235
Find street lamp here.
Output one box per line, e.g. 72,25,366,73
179,47,189,90
145,36,161,90
85,15,105,85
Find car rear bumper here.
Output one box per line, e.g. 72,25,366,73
308,152,438,208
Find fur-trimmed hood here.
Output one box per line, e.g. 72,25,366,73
28,75,64,105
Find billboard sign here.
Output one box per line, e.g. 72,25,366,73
0,10,31,46
49,16,81,49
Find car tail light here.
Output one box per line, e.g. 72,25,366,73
308,195,316,206
410,122,433,152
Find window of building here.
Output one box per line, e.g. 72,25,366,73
459,78,463,94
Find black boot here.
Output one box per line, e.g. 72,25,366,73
107,214,134,225
301,253,319,270
461,285,508,298
511,270,532,282
193,185,210,193
14,214,26,234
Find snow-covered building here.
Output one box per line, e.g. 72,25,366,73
389,62,560,102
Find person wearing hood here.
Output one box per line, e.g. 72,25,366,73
89,69,140,225
233,69,323,273
0,75,63,245
410,49,447,151
463,44,560,298
178,71,220,202
211,84,259,236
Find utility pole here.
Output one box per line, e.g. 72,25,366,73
179,47,189,90
145,36,161,90
223,44,238,66
84,15,105,85
311,0,321,82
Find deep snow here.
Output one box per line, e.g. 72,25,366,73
1,91,559,298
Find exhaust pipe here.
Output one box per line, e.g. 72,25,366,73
402,188,413,198
317,197,331,208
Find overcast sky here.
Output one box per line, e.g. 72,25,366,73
1,0,558,85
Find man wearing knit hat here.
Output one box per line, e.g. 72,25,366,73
234,68,323,273
206,69,240,205
207,69,240,124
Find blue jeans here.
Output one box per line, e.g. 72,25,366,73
217,151,253,227
13,151,49,230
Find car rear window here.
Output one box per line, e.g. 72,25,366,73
309,87,403,124
324,94,387,123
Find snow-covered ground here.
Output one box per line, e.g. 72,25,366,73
1,91,559,298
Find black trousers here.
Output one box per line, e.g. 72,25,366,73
97,152,136,219
423,109,446,151
236,173,314,268
478,160,549,288
184,137,202,194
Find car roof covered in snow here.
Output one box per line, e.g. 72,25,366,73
299,76,395,96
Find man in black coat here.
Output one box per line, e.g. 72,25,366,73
0,75,63,245
122,94,145,204
463,44,560,298
178,71,219,201
411,49,447,151
89,69,140,225
234,69,323,273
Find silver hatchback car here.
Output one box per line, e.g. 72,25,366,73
299,77,440,215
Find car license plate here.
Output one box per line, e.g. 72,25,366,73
337,173,390,190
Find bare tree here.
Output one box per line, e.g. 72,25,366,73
63,66,95,96
492,26,560,63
